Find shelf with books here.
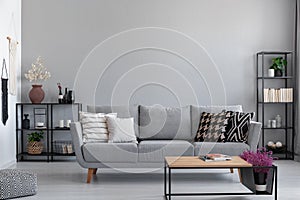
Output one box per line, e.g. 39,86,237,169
258,102,293,104
257,76,293,79
263,88,293,103
256,51,295,160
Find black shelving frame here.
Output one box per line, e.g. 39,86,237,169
16,103,82,162
256,51,295,160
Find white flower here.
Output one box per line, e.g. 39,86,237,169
24,56,51,82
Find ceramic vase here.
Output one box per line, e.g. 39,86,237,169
29,85,45,104
268,69,275,77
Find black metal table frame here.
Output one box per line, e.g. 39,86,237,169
164,160,277,200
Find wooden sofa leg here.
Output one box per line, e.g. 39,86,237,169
230,168,234,173
87,168,95,183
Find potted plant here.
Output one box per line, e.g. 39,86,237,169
240,148,273,192
27,130,44,154
269,57,287,77
24,56,51,103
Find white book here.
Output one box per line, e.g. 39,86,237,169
264,88,269,102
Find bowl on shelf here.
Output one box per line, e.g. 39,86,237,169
266,145,286,154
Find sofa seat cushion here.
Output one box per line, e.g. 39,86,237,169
138,140,194,163
82,143,138,163
139,105,192,140
194,142,250,156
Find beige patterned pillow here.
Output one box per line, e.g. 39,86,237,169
79,111,116,143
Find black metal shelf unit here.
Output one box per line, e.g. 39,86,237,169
16,103,82,162
256,51,295,159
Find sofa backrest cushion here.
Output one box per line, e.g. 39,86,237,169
139,105,191,140
191,105,243,137
87,105,139,137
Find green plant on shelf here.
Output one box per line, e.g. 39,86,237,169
269,57,287,76
27,131,44,142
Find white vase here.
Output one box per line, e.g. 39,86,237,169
268,69,275,77
255,184,267,191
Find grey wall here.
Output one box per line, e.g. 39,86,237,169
0,0,21,168
22,0,295,111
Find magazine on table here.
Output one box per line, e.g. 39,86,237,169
199,153,232,162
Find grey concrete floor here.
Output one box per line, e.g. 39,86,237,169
12,160,300,200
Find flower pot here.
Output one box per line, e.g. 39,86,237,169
29,85,45,104
254,172,267,191
268,69,275,77
27,141,43,154
275,70,282,77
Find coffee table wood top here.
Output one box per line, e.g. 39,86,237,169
165,156,252,168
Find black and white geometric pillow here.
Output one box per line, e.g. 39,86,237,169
224,112,255,143
194,110,233,142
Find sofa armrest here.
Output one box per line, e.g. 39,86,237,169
247,121,262,151
70,122,86,167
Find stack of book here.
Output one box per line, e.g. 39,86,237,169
263,88,293,102
199,154,232,162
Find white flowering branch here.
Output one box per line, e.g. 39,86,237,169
24,56,51,83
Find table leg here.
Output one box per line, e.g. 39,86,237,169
164,163,166,197
238,168,242,183
275,166,277,200
169,168,171,200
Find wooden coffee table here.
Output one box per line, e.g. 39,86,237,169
164,156,277,200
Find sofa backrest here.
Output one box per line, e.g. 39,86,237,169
139,105,192,140
190,105,243,137
87,105,139,137
86,104,244,141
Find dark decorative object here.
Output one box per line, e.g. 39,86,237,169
67,90,75,103
22,114,30,129
57,83,63,103
29,85,45,104
254,172,268,185
275,70,282,77
1,59,8,125
241,148,274,191
63,88,68,103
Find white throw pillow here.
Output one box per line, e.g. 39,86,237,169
106,117,137,143
79,111,117,143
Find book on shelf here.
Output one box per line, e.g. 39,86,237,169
263,88,293,102
199,154,232,162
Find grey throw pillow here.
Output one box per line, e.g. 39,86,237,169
106,116,137,143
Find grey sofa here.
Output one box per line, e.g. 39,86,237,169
70,105,262,183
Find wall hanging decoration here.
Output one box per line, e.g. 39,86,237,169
2,59,9,125
7,36,18,96
24,56,51,103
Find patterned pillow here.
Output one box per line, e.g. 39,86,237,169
224,112,255,143
194,110,233,142
79,111,117,143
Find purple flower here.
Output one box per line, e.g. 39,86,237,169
240,148,273,173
